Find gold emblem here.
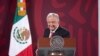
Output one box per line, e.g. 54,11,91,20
13,27,30,44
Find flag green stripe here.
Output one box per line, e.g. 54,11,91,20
13,8,24,24
18,0,20,2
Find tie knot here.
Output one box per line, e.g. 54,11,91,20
49,31,55,38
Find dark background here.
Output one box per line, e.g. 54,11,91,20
0,0,98,56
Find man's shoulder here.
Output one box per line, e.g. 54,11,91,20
43,28,50,37
57,26,70,37
44,28,50,33
57,26,69,32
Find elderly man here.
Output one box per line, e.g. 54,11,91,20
43,13,70,38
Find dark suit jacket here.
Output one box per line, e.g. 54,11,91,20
43,26,70,38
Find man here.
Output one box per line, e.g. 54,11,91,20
43,13,70,38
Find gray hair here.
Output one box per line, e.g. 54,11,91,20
46,13,60,21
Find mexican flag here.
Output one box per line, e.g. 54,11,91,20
9,0,33,56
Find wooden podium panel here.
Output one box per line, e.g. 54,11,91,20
38,38,76,48
37,38,76,56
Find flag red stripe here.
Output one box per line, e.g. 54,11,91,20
17,45,33,56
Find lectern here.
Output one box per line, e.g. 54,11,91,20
37,38,76,56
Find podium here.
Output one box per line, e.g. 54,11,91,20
37,38,76,56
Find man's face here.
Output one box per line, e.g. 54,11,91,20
47,17,59,31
